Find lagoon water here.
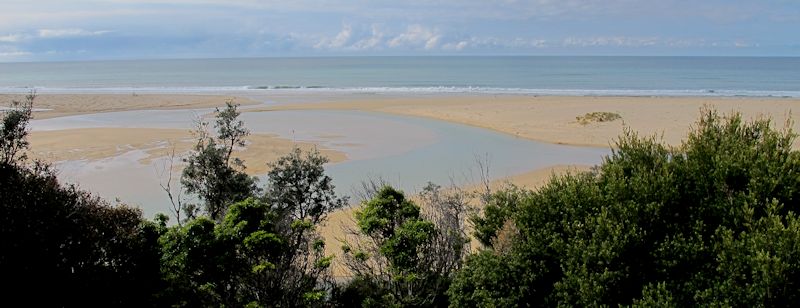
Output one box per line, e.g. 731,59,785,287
3,56,800,97
31,108,607,217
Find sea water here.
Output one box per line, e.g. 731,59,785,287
1,56,799,97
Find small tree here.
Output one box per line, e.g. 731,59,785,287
215,99,248,166
340,185,469,307
161,148,346,307
181,101,258,221
262,147,348,306
0,92,34,165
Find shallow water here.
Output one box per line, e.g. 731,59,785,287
33,109,608,218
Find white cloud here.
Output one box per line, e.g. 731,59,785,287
442,41,469,51
0,34,24,43
315,24,387,51
315,24,353,49
37,28,112,38
562,36,666,47
388,25,441,50
350,25,385,50
0,51,30,57
0,45,31,58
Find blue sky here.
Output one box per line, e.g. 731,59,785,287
0,0,798,61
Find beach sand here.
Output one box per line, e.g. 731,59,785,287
259,95,800,149
5,93,345,175
1,93,258,119
13,93,798,150
28,127,346,175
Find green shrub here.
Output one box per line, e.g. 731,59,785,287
453,110,800,306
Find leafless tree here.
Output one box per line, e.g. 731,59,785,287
157,146,187,226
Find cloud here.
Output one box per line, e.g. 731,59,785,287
37,29,112,38
387,25,441,50
442,41,469,51
315,24,354,49
562,36,660,47
0,34,24,43
0,0,795,60
314,24,387,51
0,51,31,57
0,45,31,58
350,25,385,50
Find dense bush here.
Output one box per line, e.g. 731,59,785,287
0,93,162,306
454,110,800,306
159,148,346,307
0,162,165,307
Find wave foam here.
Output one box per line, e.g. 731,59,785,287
1,86,798,98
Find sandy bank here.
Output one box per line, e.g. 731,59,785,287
0,93,258,119
258,95,800,148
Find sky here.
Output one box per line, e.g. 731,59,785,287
0,0,798,62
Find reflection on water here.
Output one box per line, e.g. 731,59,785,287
34,109,608,218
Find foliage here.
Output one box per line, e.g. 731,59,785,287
0,92,34,165
181,101,258,221
447,251,526,307
159,199,278,307
470,185,531,247
342,184,469,307
0,94,162,307
260,147,347,306
215,100,249,165
161,147,345,307
452,110,800,306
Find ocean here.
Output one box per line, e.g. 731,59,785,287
1,56,799,97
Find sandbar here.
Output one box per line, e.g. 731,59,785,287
257,95,800,148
